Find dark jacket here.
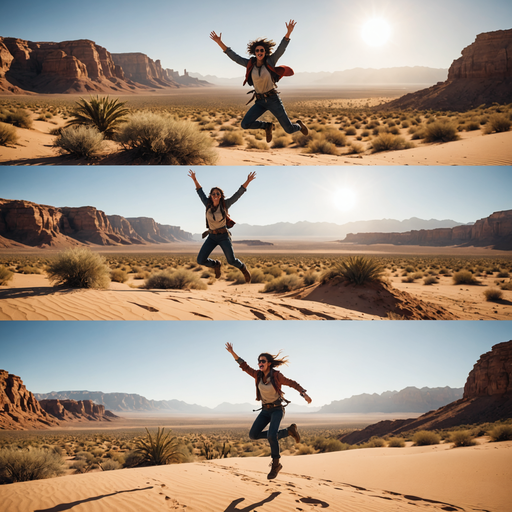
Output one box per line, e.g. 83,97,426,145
238,359,306,402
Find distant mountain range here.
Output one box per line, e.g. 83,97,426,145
190,66,448,88
35,386,462,415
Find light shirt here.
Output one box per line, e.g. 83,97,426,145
206,205,226,230
258,377,280,404
251,64,275,94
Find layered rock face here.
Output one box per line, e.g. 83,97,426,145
340,210,512,250
0,37,210,94
382,29,512,110
340,340,512,444
0,198,192,248
39,399,118,421
0,370,60,430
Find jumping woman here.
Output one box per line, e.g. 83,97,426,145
225,342,312,480
188,170,255,283
210,20,308,143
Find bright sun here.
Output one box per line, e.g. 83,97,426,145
361,19,391,47
332,188,358,212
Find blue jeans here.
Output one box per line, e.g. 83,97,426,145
241,94,301,134
249,407,289,459
197,232,244,269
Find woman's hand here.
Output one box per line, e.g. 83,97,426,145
242,171,256,189
188,169,200,189
225,342,239,360
302,392,312,404
285,20,296,39
210,31,227,51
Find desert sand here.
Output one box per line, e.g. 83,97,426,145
0,440,510,512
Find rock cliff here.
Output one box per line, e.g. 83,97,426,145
382,29,512,110
340,340,512,444
0,370,60,430
39,399,118,422
340,210,512,250
0,37,210,94
0,198,193,248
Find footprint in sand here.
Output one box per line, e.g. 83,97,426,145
296,497,329,508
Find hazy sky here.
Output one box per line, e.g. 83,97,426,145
1,0,511,77
1,321,509,408
1,167,511,234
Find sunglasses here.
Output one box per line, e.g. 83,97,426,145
258,359,267,364
211,192,221,197
255,49,265,54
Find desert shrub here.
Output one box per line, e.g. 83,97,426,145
246,137,269,150
225,269,246,284
330,256,384,285
54,125,105,159
500,280,512,291
450,430,476,447
347,142,364,154
296,444,315,455
0,122,18,145
67,96,129,138
423,276,438,285
371,133,412,152
412,430,440,446
305,137,337,155
497,269,510,278
387,437,405,447
0,265,14,285
249,269,266,283
219,130,244,146
134,428,184,466
110,269,128,283
464,121,480,131
117,112,217,164
484,114,511,134
484,288,503,302
364,437,386,448
424,121,459,142
488,424,512,442
271,135,292,148
452,270,479,285
313,438,349,452
144,270,207,290
17,266,42,274
46,248,111,289
323,128,346,146
0,447,64,483
99,459,121,471
263,274,302,293
264,266,283,278
0,108,33,129
292,130,316,147
303,271,320,286
344,126,357,136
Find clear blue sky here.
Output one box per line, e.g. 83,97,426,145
0,321,509,408
1,0,511,77
1,167,511,234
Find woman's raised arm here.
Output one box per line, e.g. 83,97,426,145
242,171,256,189
226,342,240,361
285,20,296,40
210,31,228,51
188,169,201,190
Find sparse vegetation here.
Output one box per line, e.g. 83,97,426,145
144,270,207,290
0,265,14,285
326,256,384,285
450,430,476,447
489,424,512,442
53,126,105,159
452,270,480,285
484,287,503,301
0,122,19,145
424,120,460,142
412,430,440,446
0,447,64,483
134,428,184,466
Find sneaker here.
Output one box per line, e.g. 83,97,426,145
267,458,282,480
297,120,309,135
288,423,300,443
213,261,221,279
241,265,251,283
265,122,275,143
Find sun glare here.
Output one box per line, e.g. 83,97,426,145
361,19,391,47
332,188,358,212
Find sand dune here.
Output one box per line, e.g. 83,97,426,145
1,442,510,512
1,271,510,320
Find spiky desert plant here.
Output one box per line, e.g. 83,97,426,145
46,248,111,289
67,96,129,138
53,125,105,159
0,447,64,483
134,428,183,466
333,256,384,285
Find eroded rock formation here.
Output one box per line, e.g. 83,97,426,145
340,340,512,444
382,29,512,110
340,210,512,250
39,399,118,421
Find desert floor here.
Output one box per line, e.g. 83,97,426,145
1,243,511,320
1,439,510,512
1,89,511,166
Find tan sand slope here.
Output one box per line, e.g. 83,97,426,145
1,442,510,512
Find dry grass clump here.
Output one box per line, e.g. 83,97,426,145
423,275,438,285
46,248,111,289
53,126,105,159
488,424,512,442
219,130,244,146
326,256,384,285
452,270,480,285
450,430,476,447
110,269,128,283
371,133,413,153
0,122,18,145
423,120,459,142
0,265,14,285
117,112,218,164
304,136,338,155
483,287,503,301
246,137,269,150
412,430,440,446
0,447,65,483
484,114,511,134
0,108,33,129
387,437,405,447
144,269,207,290
263,274,302,293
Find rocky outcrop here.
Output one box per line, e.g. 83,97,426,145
165,68,212,87
0,198,193,248
0,370,60,430
340,341,512,444
340,210,512,250
39,399,118,421
381,29,512,110
0,37,210,94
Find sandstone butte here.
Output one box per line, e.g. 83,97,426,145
383,29,512,110
0,37,210,94
0,198,193,249
0,369,118,430
340,340,512,444
340,209,512,251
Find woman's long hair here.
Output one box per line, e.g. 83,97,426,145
247,38,276,56
259,351,289,369
206,187,227,222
